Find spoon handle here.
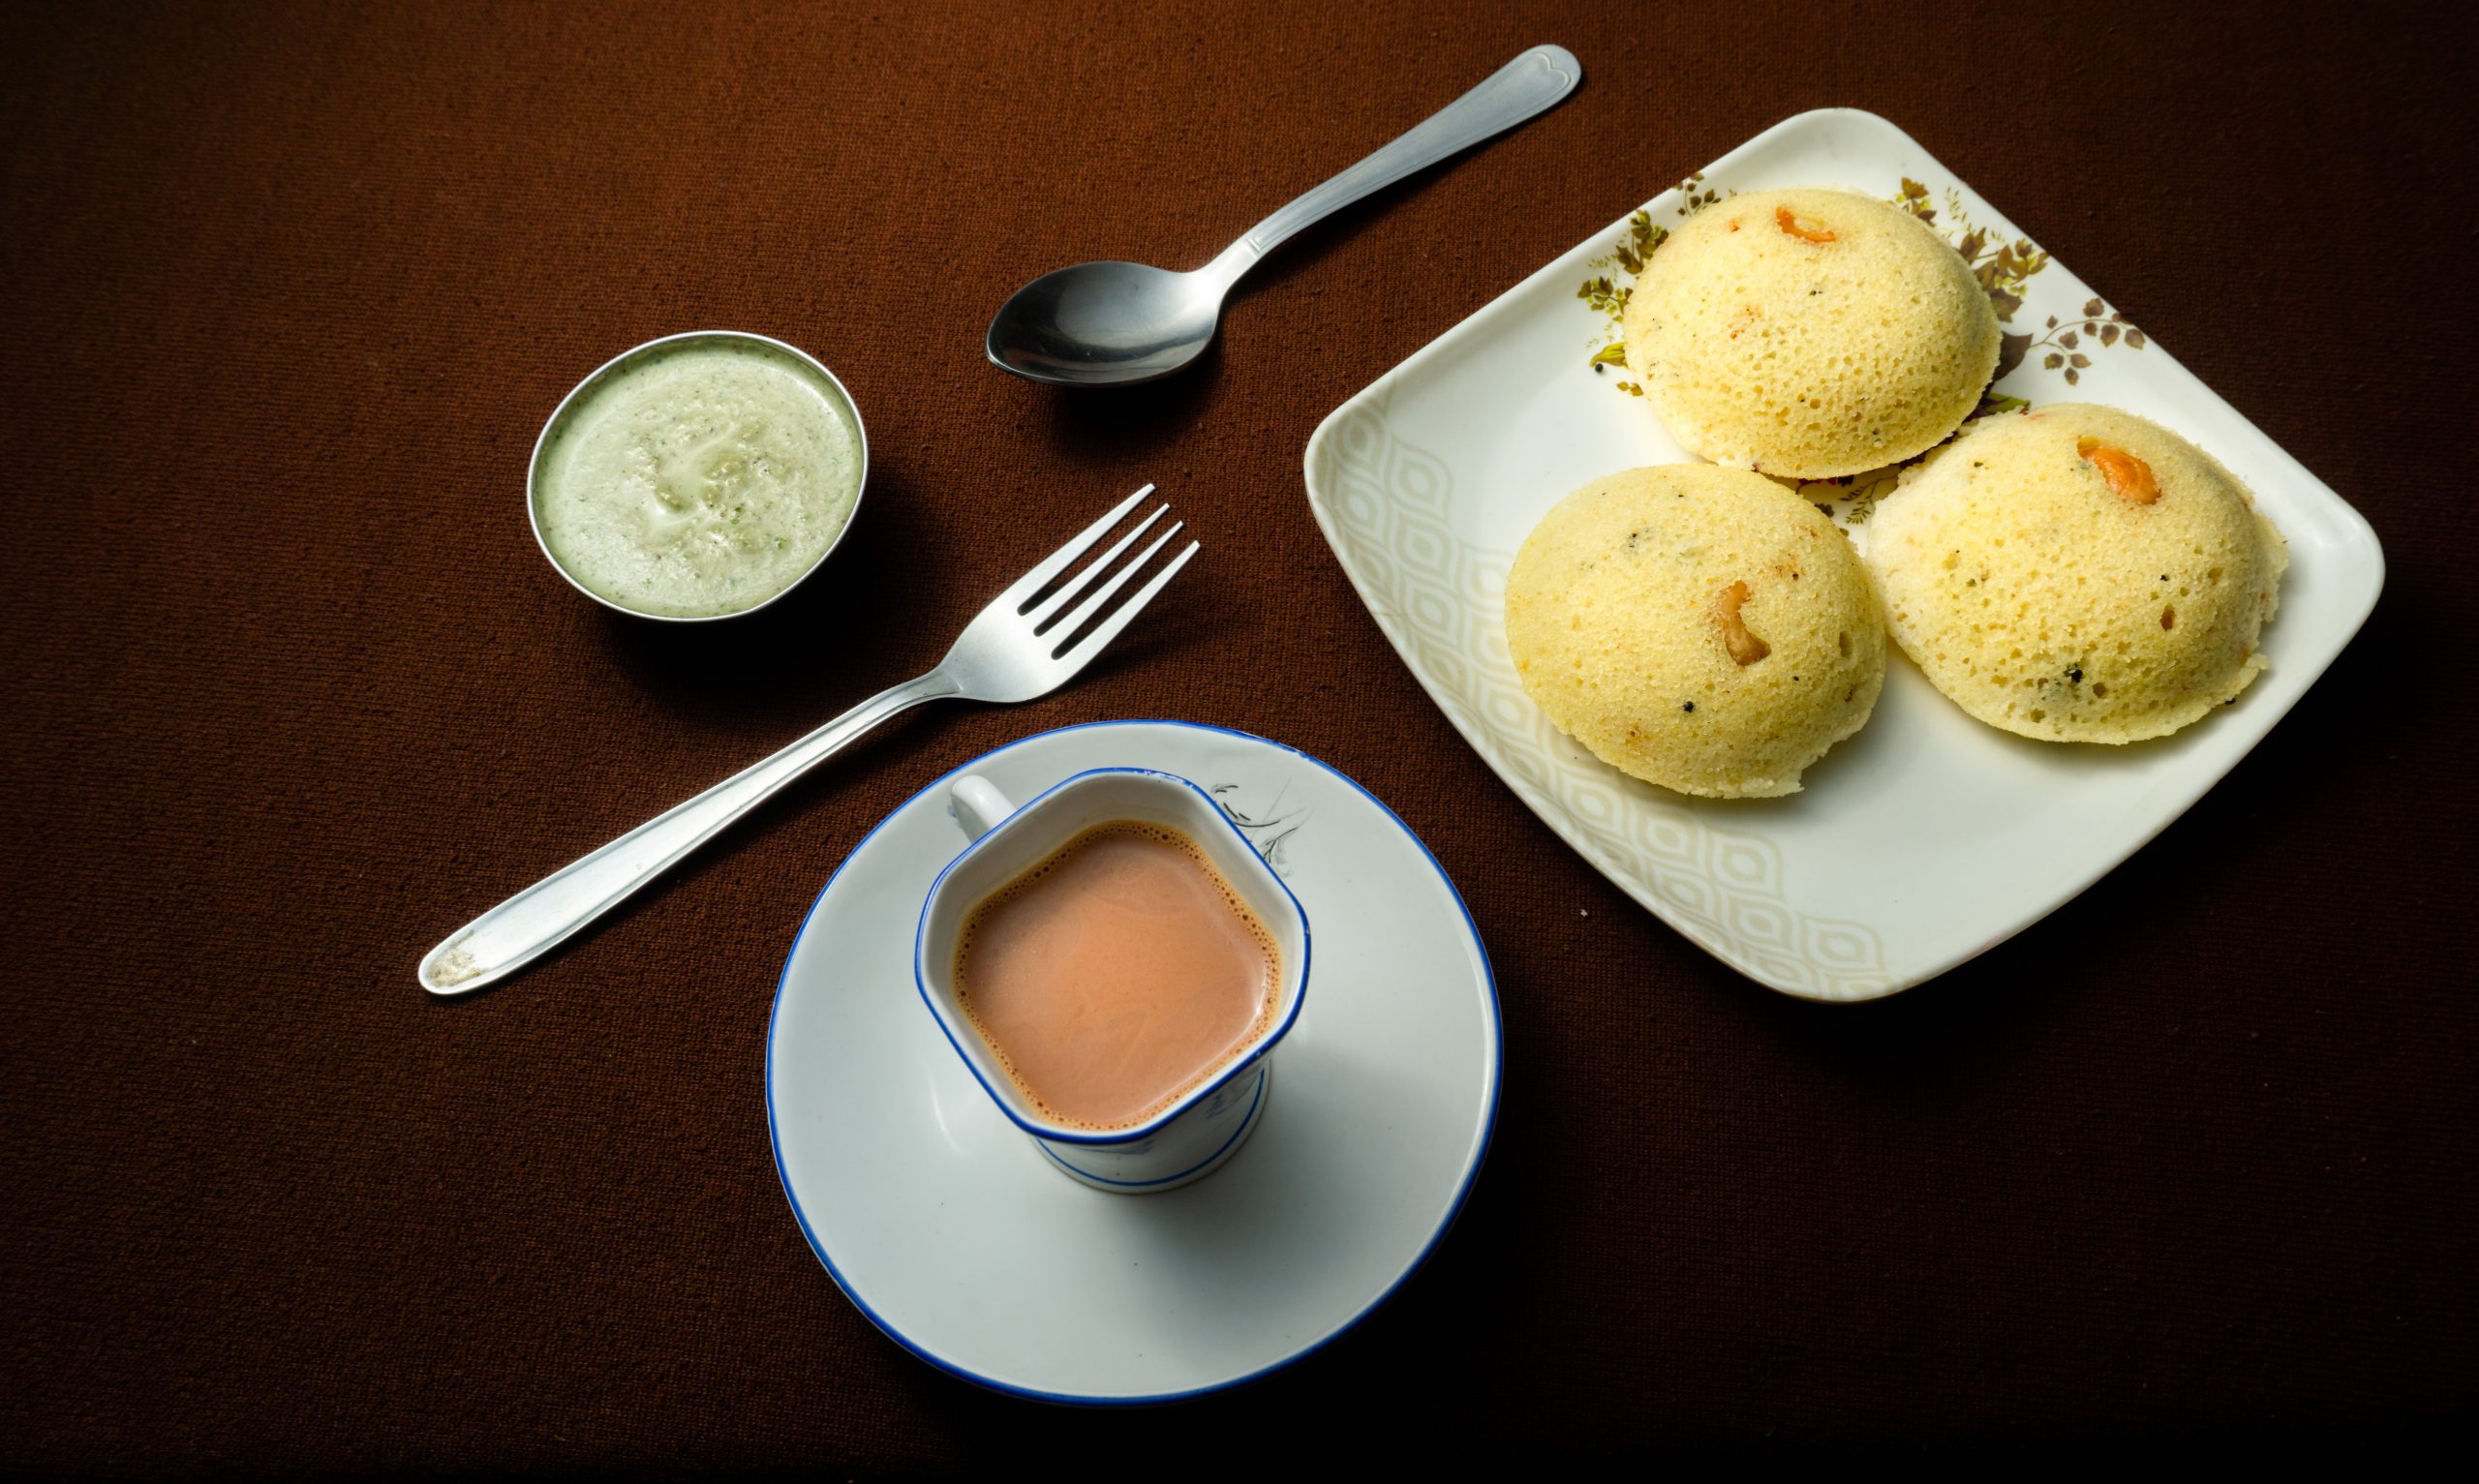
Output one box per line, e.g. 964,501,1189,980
415,668,959,996
1215,44,1581,278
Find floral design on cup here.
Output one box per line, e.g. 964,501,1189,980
1208,780,1308,874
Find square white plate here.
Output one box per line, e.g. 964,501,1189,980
1302,107,2383,1002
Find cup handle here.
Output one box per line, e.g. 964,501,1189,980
949,775,1015,840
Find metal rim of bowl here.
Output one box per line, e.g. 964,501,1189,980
526,329,870,623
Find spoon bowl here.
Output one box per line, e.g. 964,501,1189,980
985,45,1580,389
987,259,1234,387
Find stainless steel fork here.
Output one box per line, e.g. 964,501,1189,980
418,486,1199,996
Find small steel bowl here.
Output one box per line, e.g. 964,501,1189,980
527,329,869,622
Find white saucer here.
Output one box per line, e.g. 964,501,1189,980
766,720,1500,1404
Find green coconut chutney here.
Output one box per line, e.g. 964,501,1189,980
534,339,862,618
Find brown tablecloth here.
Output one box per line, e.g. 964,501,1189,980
5,0,2473,1466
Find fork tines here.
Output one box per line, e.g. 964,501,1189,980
1013,485,1200,660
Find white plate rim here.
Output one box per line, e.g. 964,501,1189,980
764,718,1503,1405
1301,106,2385,1003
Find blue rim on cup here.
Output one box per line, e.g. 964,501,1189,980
525,329,870,622
912,766,1311,1193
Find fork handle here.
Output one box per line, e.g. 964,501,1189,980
1207,44,1581,284
418,668,962,996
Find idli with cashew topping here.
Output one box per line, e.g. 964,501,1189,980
1505,464,1886,799
1864,403,2287,742
1622,187,2000,479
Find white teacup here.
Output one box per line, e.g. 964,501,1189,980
914,767,1309,1193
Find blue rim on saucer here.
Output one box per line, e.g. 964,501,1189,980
763,720,1502,1406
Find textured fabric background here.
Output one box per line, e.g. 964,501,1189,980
4,0,2473,1468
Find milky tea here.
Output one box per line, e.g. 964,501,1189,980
952,821,1282,1130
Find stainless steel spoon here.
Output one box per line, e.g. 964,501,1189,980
985,44,1581,387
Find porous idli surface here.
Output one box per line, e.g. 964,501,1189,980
1505,465,1886,799
1865,403,2287,743
1622,188,2000,479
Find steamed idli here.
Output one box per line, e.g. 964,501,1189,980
1505,465,1886,799
1864,404,2287,742
1622,188,2000,479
